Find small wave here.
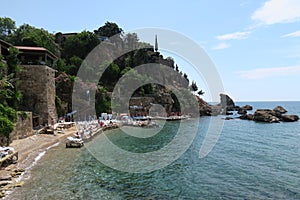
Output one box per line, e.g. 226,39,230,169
46,142,60,150
16,141,61,182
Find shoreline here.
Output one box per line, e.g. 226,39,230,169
1,121,121,199
0,125,78,198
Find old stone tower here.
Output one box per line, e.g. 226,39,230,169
15,46,58,126
18,65,57,126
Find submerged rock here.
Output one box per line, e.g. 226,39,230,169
238,109,247,115
239,114,254,120
242,105,253,110
247,114,254,120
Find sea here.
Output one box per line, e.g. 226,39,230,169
8,102,300,200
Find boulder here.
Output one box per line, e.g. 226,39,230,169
239,114,248,120
281,115,299,122
233,106,241,111
273,106,287,114
237,109,247,115
239,114,253,120
226,112,233,115
253,109,280,123
242,105,253,110
247,114,254,120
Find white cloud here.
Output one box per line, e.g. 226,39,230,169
282,30,300,38
252,0,300,25
216,31,251,40
211,43,230,50
237,65,300,79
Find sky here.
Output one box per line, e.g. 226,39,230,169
1,0,300,101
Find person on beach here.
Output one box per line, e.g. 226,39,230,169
51,117,54,129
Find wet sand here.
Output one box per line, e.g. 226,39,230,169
9,125,77,169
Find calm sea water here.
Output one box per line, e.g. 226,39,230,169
8,102,300,200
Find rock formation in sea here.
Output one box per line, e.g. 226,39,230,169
207,94,300,123
239,106,299,123
253,109,281,123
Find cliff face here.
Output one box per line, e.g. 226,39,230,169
129,87,174,116
196,94,238,116
196,96,212,116
55,72,73,116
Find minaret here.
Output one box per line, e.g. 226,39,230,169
155,34,158,52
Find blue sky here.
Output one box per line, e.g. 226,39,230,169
1,0,300,101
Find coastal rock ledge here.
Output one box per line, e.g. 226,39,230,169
253,109,281,123
240,106,299,123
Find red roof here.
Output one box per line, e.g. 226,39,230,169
14,46,48,51
14,46,57,59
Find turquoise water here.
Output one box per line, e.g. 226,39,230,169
9,102,300,199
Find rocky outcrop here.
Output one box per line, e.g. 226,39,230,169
242,105,253,110
219,94,235,111
239,114,254,120
197,96,213,116
241,107,299,123
206,94,299,123
253,109,280,123
281,115,299,122
273,106,287,114
237,108,247,115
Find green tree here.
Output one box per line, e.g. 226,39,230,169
9,24,58,55
0,17,16,39
175,64,179,72
62,30,99,61
198,90,205,96
120,66,132,76
0,55,18,144
95,22,123,38
191,81,198,92
53,58,67,73
66,56,83,76
124,32,139,49
101,63,120,86
6,47,22,109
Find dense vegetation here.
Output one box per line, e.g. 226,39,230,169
0,17,202,119
0,48,21,142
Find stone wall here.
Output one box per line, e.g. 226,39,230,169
17,65,57,126
0,112,33,146
10,112,33,140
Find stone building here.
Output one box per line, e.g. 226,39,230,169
0,39,58,127
15,46,58,126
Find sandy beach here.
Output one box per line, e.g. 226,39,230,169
0,125,78,198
